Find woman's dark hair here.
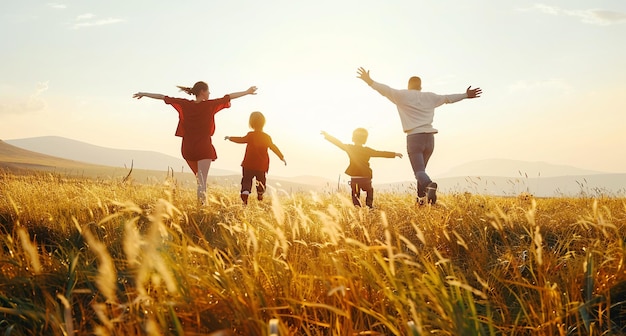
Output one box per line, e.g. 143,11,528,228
177,81,208,96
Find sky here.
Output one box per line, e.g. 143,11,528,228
1,1,625,184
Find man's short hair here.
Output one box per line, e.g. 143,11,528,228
408,76,422,90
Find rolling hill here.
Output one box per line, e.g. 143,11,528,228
437,158,608,178
0,139,330,193
5,136,235,175
4,136,625,197
0,139,190,183
0,139,92,169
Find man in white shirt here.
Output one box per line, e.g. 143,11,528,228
357,67,482,205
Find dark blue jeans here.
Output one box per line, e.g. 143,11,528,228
241,168,266,195
350,177,373,208
407,133,434,197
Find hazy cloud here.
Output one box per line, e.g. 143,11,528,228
76,13,95,20
531,4,560,16
526,4,626,25
567,9,626,25
508,79,570,93
47,3,67,9
72,16,124,29
0,82,49,115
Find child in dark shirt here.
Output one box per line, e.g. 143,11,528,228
225,112,286,205
321,128,402,208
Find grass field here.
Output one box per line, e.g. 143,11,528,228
1,171,625,335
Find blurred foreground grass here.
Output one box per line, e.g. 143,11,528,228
1,172,625,335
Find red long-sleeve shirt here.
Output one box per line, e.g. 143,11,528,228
164,95,231,161
229,131,284,172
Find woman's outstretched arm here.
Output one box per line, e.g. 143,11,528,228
133,92,165,100
228,86,257,99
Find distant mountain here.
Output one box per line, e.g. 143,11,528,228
0,139,87,169
6,136,236,175
437,158,607,178
374,159,625,197
0,139,330,192
0,139,194,183
376,174,626,197
436,174,626,197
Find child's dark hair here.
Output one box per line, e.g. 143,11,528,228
249,111,266,131
177,81,208,96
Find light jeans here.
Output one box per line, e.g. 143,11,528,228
407,133,434,197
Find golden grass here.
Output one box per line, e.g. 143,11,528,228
1,171,625,335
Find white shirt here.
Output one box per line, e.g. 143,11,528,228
370,81,467,134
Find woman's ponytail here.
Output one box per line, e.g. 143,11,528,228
176,85,193,96
177,81,208,96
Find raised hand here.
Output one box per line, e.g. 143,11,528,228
357,67,373,85
466,86,482,98
247,86,258,95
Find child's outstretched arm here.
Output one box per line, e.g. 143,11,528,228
370,149,403,159
320,131,347,151
224,136,247,144
133,92,165,100
269,144,287,166
228,86,258,99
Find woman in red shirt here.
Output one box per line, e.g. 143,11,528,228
133,81,257,204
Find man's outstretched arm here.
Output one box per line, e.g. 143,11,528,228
357,67,374,85
441,86,483,104
357,67,402,104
